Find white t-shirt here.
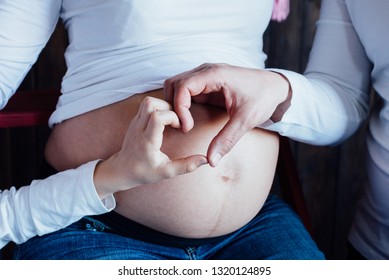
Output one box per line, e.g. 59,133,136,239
0,0,273,127
0,0,274,248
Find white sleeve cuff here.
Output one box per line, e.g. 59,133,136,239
261,68,360,146
81,160,116,212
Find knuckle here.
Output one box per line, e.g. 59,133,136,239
203,62,212,68
206,63,225,80
164,79,174,92
185,161,197,173
174,79,185,90
218,132,242,154
219,138,236,154
143,96,155,109
162,164,176,178
211,63,225,71
164,78,171,87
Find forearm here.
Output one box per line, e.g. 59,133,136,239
261,69,368,145
0,160,115,248
262,0,372,145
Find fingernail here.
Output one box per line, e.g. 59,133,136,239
200,157,208,166
211,153,222,167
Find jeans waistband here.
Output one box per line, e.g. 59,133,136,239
89,211,233,248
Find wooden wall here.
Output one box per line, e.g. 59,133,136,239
1,0,367,259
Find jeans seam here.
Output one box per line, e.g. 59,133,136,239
184,247,197,260
83,217,113,232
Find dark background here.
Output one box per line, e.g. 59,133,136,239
0,0,367,259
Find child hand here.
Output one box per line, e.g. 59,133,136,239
94,96,208,198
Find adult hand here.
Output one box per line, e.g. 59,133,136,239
94,96,208,198
164,63,291,167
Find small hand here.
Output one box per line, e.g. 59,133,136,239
94,96,208,198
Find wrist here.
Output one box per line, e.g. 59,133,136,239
93,159,114,199
93,155,126,199
94,152,142,199
269,71,292,122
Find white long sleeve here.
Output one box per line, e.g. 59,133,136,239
0,0,62,109
263,69,370,146
0,160,115,249
263,0,389,259
263,0,372,146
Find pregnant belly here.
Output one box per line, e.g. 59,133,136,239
45,89,279,238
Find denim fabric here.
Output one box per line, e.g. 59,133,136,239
14,195,325,260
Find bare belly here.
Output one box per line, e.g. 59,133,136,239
45,89,279,238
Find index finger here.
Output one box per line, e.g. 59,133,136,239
165,80,195,133
164,64,207,104
164,76,197,133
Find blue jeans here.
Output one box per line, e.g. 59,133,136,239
14,195,325,260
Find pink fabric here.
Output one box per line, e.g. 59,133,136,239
272,0,290,22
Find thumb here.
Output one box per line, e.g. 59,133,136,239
164,155,208,177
